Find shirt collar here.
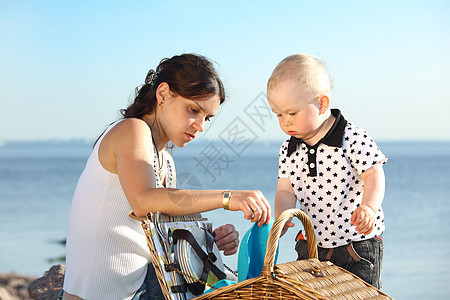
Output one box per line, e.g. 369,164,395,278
287,109,347,157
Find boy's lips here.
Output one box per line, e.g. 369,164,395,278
288,131,297,135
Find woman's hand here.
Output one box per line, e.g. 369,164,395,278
213,224,239,256
228,190,271,227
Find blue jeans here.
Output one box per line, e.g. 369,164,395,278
131,264,165,300
295,236,384,289
57,264,165,300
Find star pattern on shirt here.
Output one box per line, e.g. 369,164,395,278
278,121,387,248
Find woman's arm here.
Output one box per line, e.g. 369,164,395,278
100,118,271,226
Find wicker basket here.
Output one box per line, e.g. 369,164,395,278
194,209,392,300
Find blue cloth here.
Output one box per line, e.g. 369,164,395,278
203,279,237,294
237,218,279,282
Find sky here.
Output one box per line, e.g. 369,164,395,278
1,0,449,142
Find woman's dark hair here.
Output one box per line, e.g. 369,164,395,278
121,54,226,118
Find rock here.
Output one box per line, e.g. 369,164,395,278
28,265,65,300
0,272,36,300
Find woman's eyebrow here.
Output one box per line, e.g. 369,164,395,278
193,100,215,117
193,100,204,112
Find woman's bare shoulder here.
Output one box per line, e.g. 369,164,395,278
106,118,151,141
99,118,152,172
113,117,148,131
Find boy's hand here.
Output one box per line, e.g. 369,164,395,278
351,205,376,235
280,219,295,237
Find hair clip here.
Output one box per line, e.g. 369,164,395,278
145,69,159,87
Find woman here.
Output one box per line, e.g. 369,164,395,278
61,54,271,300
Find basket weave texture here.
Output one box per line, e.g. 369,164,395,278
194,209,392,300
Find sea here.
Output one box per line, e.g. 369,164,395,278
1,139,449,299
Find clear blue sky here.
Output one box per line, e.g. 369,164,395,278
1,0,449,142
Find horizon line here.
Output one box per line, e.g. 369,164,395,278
1,138,450,144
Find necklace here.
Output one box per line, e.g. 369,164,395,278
151,135,163,172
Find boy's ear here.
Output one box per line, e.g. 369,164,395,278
318,95,330,115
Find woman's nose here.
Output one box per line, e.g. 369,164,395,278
193,117,206,132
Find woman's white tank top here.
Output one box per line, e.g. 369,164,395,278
63,120,176,299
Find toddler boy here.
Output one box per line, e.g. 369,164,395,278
267,54,387,288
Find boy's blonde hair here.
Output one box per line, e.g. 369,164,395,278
267,54,332,97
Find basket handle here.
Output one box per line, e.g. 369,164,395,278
128,211,147,222
262,208,318,275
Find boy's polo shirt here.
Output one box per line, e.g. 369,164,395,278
278,109,387,248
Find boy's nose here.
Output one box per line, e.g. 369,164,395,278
283,116,292,126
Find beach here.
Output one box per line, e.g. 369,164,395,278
1,140,450,299
0,272,35,300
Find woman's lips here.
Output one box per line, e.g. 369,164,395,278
185,133,195,141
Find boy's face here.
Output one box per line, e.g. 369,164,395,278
267,80,324,142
